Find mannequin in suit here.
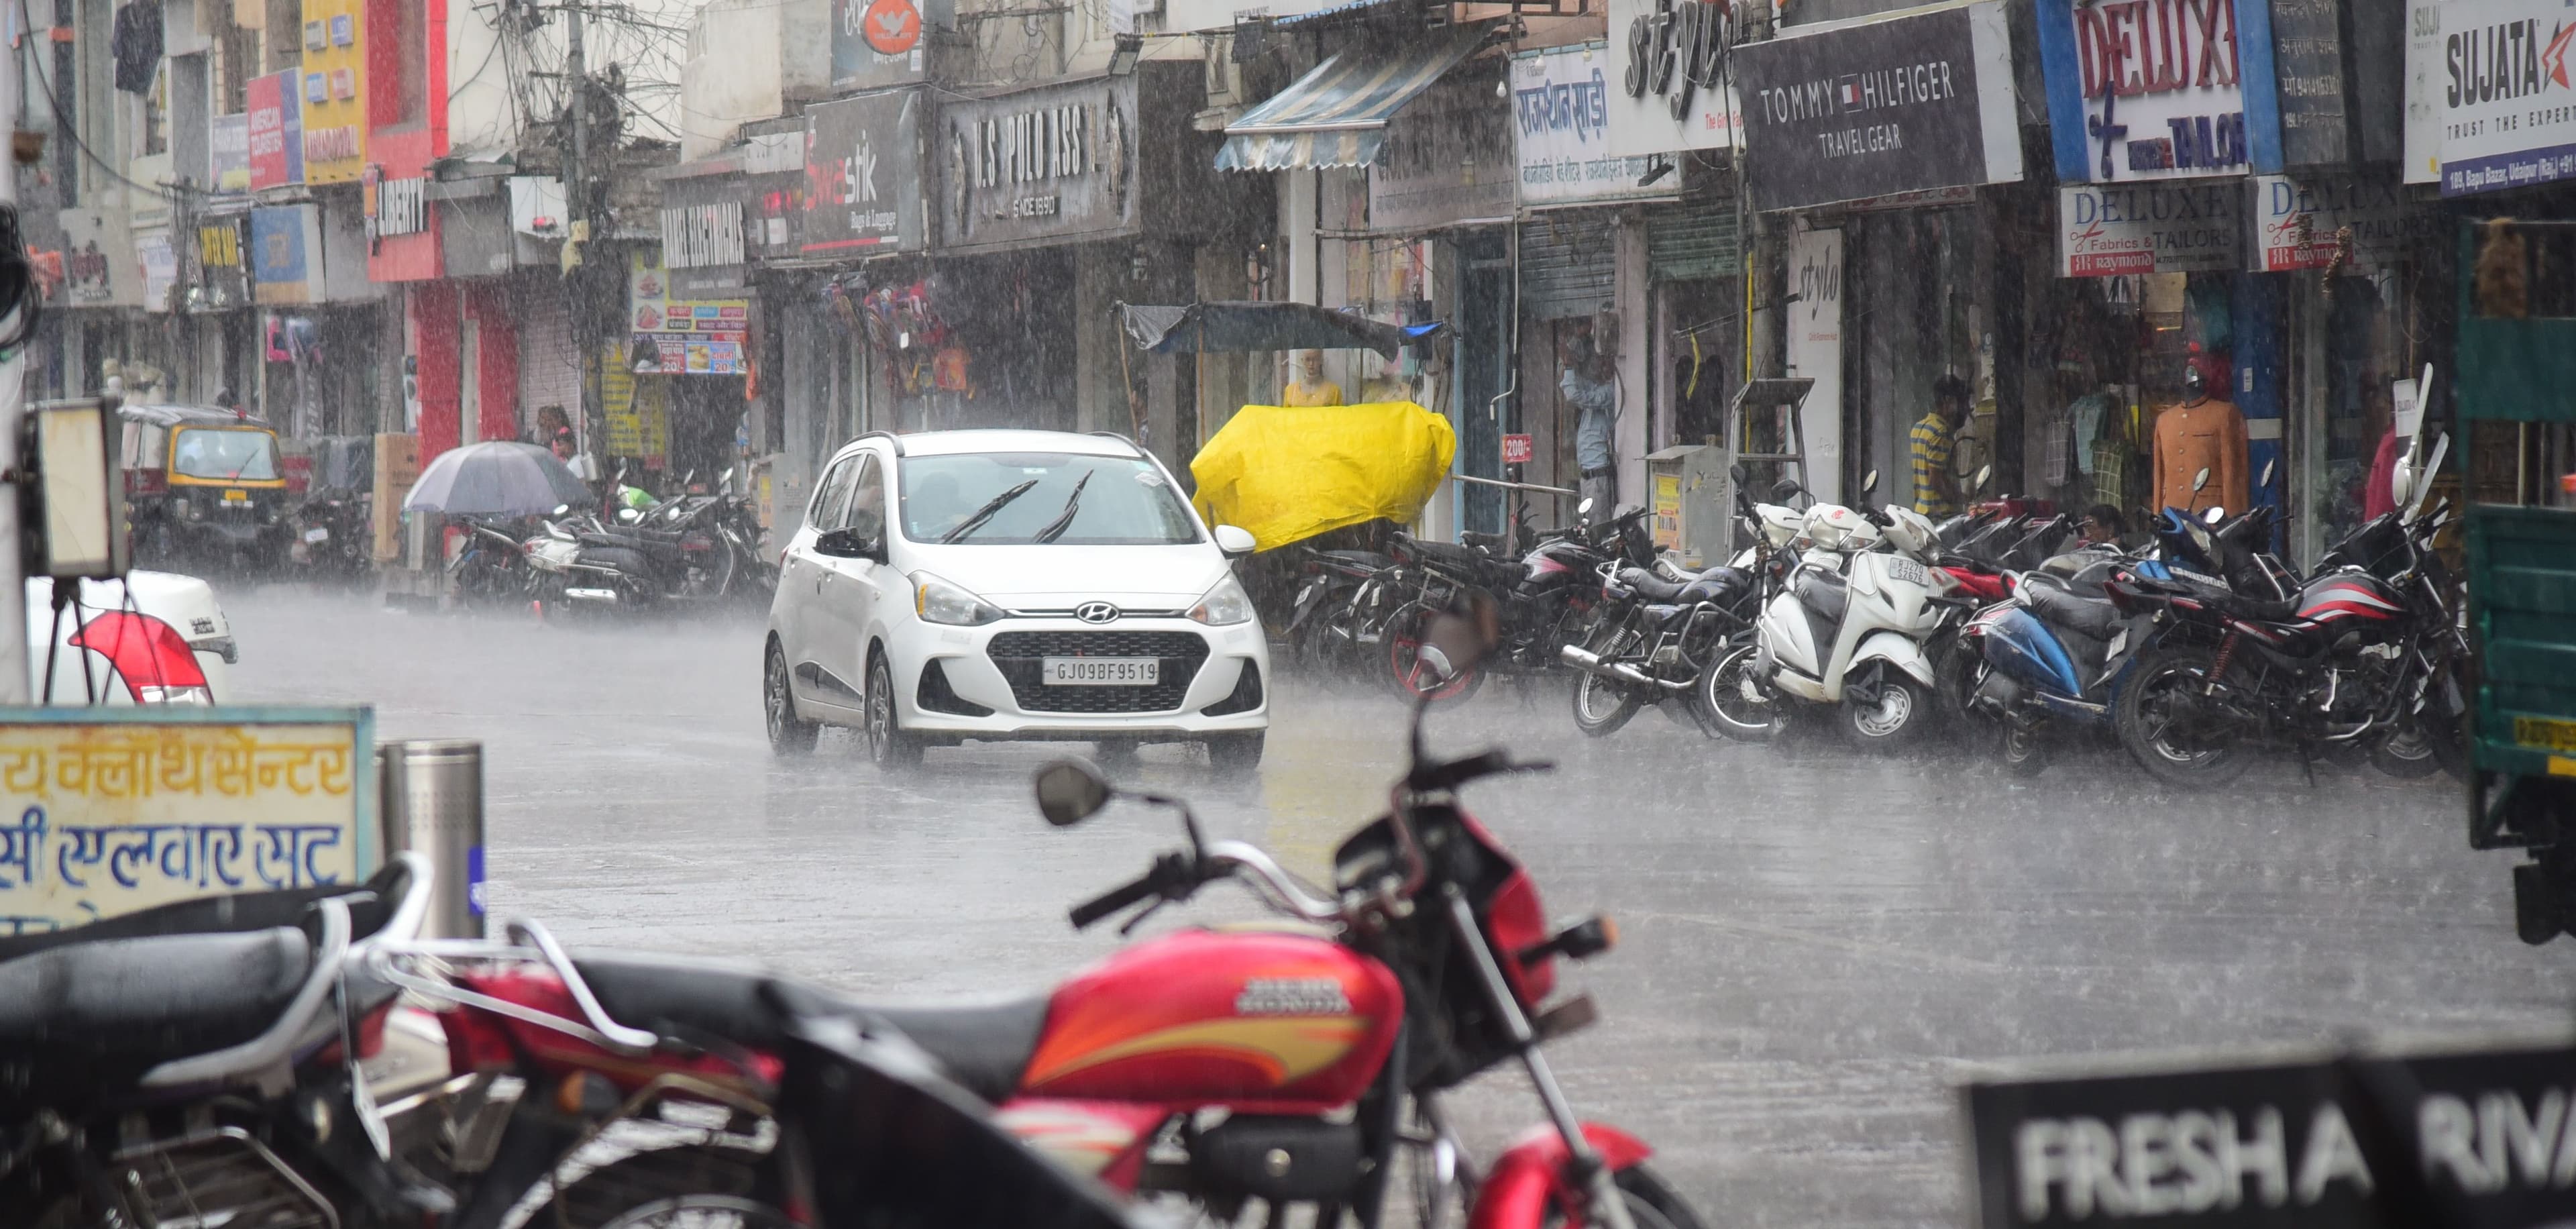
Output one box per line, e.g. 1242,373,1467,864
2152,357,2247,517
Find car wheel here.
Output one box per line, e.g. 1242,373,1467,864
864,651,921,771
1207,731,1265,775
764,640,818,756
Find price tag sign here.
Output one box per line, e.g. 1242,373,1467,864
0,707,375,936
1503,434,1535,466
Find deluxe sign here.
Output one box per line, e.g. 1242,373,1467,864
2246,173,2428,273
1964,1036,2576,1228
2057,181,2241,277
1603,0,1741,158
1727,0,2023,211
2405,0,2576,196
0,710,373,935
2035,0,2283,184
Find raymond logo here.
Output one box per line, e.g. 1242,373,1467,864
1234,977,1353,1016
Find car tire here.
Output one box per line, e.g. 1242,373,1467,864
864,651,922,771
1207,731,1265,775
764,640,818,757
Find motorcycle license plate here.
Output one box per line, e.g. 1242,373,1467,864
1888,557,1928,587
1043,657,1159,686
304,526,329,543
223,489,248,502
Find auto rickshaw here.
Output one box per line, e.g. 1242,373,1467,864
117,403,293,570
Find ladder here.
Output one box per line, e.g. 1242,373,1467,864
1721,376,1817,555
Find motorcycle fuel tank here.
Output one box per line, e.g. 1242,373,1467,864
1021,929,1403,1112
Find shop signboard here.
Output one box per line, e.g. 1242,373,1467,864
246,70,305,191
1512,44,1667,209
297,0,366,184
2056,181,2241,278
743,126,807,260
59,209,141,308
1727,0,2024,212
195,217,251,311
209,113,250,194
137,229,177,313
803,89,925,258
830,0,950,90
2404,0,2576,195
1787,224,1843,506
1602,0,1741,158
2034,0,2285,184
629,249,749,375
1964,1034,2576,1229
1370,71,1514,234
0,708,375,934
250,204,327,305
661,169,749,300
1502,433,1534,464
2245,172,2431,273
936,76,1141,254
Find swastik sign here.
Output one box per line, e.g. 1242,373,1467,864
0,710,374,937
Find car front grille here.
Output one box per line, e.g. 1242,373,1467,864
987,631,1210,713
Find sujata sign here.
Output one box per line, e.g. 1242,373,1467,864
1727,0,2023,211
1964,1036,2576,1228
2405,0,2576,195
2057,181,2241,277
2036,0,2282,183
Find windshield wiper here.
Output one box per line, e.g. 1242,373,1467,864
1030,471,1094,545
941,479,1041,543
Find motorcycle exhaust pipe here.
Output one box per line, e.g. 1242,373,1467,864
1559,644,1656,688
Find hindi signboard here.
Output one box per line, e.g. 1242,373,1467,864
1511,44,1667,209
0,708,375,936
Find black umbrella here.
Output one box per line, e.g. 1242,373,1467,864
402,441,590,516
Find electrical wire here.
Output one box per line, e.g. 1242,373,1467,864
14,0,184,205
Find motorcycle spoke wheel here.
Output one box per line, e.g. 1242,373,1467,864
1571,627,1644,737
2369,727,2443,780
1697,643,1781,742
1999,723,2049,777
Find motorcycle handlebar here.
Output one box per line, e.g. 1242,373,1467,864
1407,749,1555,794
1069,851,1197,930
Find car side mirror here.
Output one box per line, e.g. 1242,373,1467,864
1213,524,1257,556
1034,758,1114,826
814,527,880,560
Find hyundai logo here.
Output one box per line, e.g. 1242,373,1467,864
1075,602,1120,624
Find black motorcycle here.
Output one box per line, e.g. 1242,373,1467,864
527,470,773,614
1380,502,1654,702
1559,557,1758,737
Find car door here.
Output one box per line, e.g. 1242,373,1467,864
784,455,859,709
808,451,890,710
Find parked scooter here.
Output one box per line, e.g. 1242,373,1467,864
1751,472,1966,749
524,468,771,614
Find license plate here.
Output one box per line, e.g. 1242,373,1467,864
303,526,329,543
223,489,248,502
1888,557,1927,586
1043,657,1159,686
2515,716,2576,755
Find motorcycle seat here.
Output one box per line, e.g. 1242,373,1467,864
2023,584,2123,642
1397,536,1494,568
0,927,312,1061
1792,568,1848,625
576,953,1050,1104
1316,549,1392,570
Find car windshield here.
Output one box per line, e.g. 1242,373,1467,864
899,452,1200,546
170,427,280,481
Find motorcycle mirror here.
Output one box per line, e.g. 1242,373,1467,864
1973,464,1992,492
2259,459,2275,489
1729,462,1748,485
618,508,642,524
552,503,570,516
1033,758,1114,827
2204,505,2227,526
2192,466,2211,493
1861,470,1880,497
1770,479,1803,501
2408,432,2451,520
1576,496,1596,520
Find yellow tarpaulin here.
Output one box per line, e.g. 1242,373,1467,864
1191,401,1456,552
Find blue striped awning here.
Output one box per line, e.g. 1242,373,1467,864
1214,26,1491,172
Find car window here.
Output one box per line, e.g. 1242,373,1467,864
845,453,887,538
896,452,1200,545
170,428,279,481
810,456,857,531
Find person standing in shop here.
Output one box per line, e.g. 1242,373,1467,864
1911,374,1971,518
1561,332,1620,515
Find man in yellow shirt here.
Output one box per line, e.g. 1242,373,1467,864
1283,350,1344,407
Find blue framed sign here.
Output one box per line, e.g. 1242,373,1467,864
2034,0,2284,183
0,706,376,934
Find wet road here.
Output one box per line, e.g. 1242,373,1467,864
233,588,2575,1227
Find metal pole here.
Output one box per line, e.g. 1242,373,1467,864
565,0,602,487
377,739,487,938
0,23,30,704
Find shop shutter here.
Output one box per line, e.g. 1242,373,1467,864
1648,206,1740,282
516,276,581,437
1516,218,1616,321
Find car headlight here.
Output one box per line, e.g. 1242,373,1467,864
911,572,1004,626
1189,576,1254,626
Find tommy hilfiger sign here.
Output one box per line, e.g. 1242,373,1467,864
1727,0,2023,211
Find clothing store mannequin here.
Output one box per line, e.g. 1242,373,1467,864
2152,356,2247,516
1283,350,1344,407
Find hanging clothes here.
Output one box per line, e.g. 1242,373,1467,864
2068,391,2114,476
110,2,160,93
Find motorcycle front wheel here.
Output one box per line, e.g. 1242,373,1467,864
2116,645,2256,788
2368,726,2444,780
1695,643,1782,742
1385,601,1487,704
1546,1165,1709,1229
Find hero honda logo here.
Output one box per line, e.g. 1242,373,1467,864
1235,977,1352,1016
1075,602,1120,624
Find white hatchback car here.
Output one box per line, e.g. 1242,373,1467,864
763,429,1270,771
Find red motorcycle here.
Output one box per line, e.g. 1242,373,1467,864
384,613,1697,1229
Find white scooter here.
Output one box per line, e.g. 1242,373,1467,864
1752,473,1955,749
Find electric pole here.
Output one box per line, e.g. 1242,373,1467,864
0,24,32,704
564,0,604,490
